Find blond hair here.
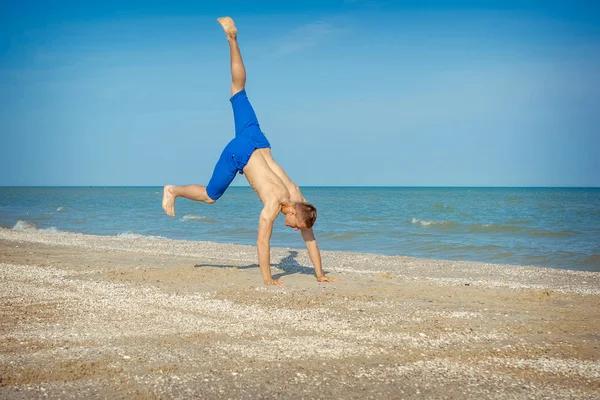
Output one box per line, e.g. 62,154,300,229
295,202,317,228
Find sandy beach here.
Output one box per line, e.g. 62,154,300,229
0,228,598,399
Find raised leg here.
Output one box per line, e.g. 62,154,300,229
217,17,246,96
162,184,215,217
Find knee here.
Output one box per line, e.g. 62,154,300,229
205,191,218,204
231,84,245,97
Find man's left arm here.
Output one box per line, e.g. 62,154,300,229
301,228,336,283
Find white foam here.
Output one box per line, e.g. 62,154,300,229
180,214,215,222
56,207,64,212
12,222,62,233
411,218,451,227
116,232,165,240
13,221,37,231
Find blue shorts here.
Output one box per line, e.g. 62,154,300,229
206,90,271,201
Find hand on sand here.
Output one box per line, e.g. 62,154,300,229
317,275,336,283
263,278,284,286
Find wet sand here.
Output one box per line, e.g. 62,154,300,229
1,228,599,399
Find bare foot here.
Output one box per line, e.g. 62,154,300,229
162,185,176,217
263,278,284,286
217,16,237,39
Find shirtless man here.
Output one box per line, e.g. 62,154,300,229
162,17,335,286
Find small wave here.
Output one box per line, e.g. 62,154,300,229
537,203,564,210
209,227,256,235
180,214,216,223
506,219,530,225
116,232,165,240
13,221,37,231
506,196,523,203
12,221,62,233
56,207,64,212
31,216,52,222
416,242,505,252
529,229,580,238
468,223,579,237
458,244,505,251
320,231,372,240
411,218,457,227
229,227,257,235
432,203,455,212
469,224,522,233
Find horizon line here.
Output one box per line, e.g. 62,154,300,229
1,185,599,189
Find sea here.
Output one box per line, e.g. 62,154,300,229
1,187,599,272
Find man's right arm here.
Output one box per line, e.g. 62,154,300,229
257,202,282,285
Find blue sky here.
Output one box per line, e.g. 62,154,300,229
1,0,598,186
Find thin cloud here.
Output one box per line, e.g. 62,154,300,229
276,21,339,56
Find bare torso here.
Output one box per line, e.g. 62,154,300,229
242,148,304,208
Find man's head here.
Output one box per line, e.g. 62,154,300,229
284,202,317,231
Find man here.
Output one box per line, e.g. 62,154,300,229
162,17,335,286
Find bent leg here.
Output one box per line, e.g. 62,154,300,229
205,145,238,201
162,143,238,217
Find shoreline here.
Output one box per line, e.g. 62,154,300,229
5,220,599,274
1,228,599,398
3,185,599,274
2,228,599,295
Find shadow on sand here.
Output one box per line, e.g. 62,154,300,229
194,250,316,279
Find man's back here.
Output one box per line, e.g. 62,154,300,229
243,148,304,206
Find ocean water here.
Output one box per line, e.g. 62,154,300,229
1,186,599,272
